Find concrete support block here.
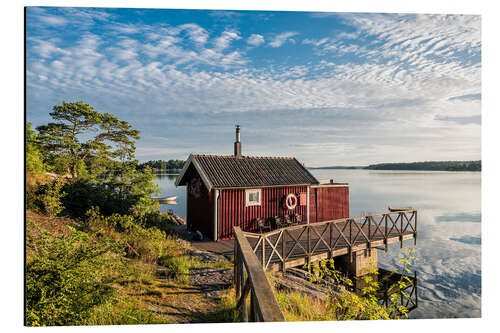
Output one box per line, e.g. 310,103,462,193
337,249,378,277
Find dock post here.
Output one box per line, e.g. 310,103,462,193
240,260,247,322
234,243,240,297
400,212,404,248
262,235,266,269
414,210,418,246
368,216,371,240
307,226,311,270
349,219,352,244
282,231,286,272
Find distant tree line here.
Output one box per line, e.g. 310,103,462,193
137,159,185,172
365,161,481,171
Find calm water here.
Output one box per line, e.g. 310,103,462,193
154,170,481,319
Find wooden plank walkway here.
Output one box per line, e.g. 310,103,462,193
194,210,417,272
192,238,235,257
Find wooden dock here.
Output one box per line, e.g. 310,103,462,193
194,210,417,272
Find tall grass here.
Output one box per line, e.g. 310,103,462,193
84,296,170,325
158,254,191,284
276,290,335,321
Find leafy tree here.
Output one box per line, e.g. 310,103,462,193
38,179,66,218
26,123,45,174
33,101,162,218
36,101,139,179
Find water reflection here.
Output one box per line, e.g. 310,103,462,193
351,269,418,317
155,173,179,181
450,236,481,245
436,213,481,223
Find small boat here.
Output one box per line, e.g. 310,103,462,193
388,206,413,212
152,196,177,203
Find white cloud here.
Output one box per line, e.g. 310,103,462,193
111,23,140,34
247,34,265,46
143,36,181,58
269,31,298,47
179,23,209,44
214,30,241,50
30,38,71,58
302,37,329,47
38,15,68,26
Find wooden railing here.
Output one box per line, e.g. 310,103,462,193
241,210,417,271
233,226,285,322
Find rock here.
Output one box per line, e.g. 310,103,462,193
272,269,340,300
166,213,186,226
193,230,203,241
184,248,227,263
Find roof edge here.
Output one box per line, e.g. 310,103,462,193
174,154,193,187
293,157,320,184
174,154,213,191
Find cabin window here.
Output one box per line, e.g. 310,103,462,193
245,189,261,207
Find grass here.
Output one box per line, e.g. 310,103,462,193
190,287,240,323
195,258,233,269
84,295,171,326
158,254,191,284
275,290,336,322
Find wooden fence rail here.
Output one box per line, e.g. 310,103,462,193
233,226,285,322
241,210,417,271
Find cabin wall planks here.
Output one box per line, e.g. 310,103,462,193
309,186,349,223
218,185,308,240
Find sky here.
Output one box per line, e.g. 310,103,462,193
25,7,481,167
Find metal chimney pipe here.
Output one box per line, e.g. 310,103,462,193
234,125,242,157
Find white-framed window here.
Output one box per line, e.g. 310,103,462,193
245,189,261,207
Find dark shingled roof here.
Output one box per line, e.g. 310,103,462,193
177,154,319,189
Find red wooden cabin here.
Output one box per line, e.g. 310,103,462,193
175,127,349,241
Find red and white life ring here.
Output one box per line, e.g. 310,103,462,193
284,193,298,210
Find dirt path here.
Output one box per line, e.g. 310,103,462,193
126,248,234,324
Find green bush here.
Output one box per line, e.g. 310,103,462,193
158,254,191,283
61,174,163,222
26,123,46,174
35,179,66,217
327,289,389,320
61,179,130,218
305,254,417,320
26,222,120,326
306,259,389,320
136,211,172,232
121,226,169,263
84,207,136,232
82,207,180,264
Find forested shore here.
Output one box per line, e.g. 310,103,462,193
137,160,185,172
365,161,481,171
311,160,481,171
